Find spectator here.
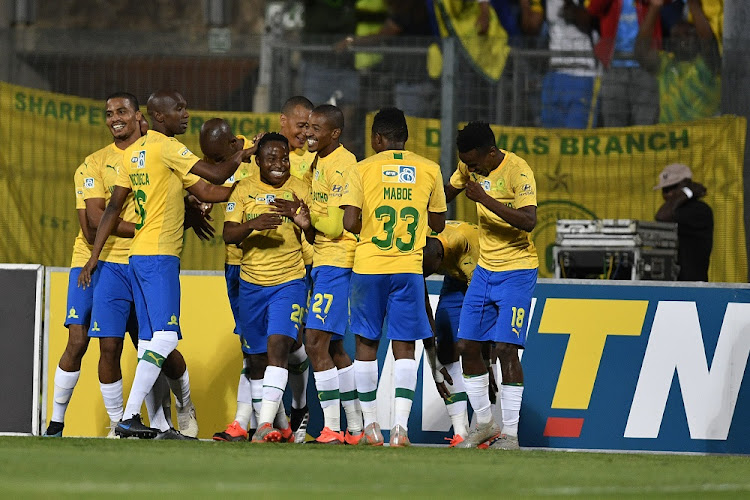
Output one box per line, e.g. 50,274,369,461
542,0,601,128
654,163,713,281
564,0,661,127
635,0,720,123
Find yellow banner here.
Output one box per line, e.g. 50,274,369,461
365,114,747,282
46,270,242,437
0,81,279,270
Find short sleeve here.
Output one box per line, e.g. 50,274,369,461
449,162,470,189
82,157,106,201
74,165,87,210
513,163,537,209
162,138,200,176
224,184,244,224
115,157,131,189
179,171,201,190
428,169,448,213
338,166,363,209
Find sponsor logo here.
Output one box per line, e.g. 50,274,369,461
398,166,416,184
84,177,94,189
178,147,192,157
132,150,147,169
226,202,236,212
227,174,235,184
480,180,491,191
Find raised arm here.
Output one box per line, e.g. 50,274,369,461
635,0,663,74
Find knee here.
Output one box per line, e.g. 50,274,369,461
98,339,122,363
457,339,481,360
495,343,519,363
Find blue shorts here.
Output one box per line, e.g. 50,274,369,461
306,266,352,339
129,255,182,341
301,264,313,326
225,264,242,336
458,266,537,347
349,273,431,342
89,261,138,338
65,267,98,327
238,278,307,355
435,276,468,346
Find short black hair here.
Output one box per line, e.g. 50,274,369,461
257,132,289,153
282,96,314,115
106,92,139,111
312,104,344,130
372,107,408,143
456,122,495,154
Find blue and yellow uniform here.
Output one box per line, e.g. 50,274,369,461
449,150,538,346
340,149,447,341
306,145,358,339
224,172,312,354
117,130,201,340
430,221,479,345
65,163,96,328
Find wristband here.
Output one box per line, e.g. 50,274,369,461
681,186,693,199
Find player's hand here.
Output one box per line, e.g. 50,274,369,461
248,212,282,231
465,180,488,203
78,258,98,289
192,215,216,241
271,194,302,219
244,132,265,158
690,181,707,199
434,366,454,400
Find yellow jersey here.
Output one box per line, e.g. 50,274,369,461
289,147,316,266
449,150,538,272
82,143,139,264
340,149,447,275
116,130,201,257
224,174,312,286
433,220,479,283
311,145,358,269
70,163,92,268
219,135,257,266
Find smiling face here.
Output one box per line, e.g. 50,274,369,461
280,105,311,150
105,97,141,145
458,147,497,177
257,140,291,187
306,111,339,155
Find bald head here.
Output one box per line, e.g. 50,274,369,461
147,89,189,136
200,118,242,163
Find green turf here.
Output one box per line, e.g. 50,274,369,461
1,437,749,498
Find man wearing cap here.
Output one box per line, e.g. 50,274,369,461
654,163,713,281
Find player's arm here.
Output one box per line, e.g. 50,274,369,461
185,179,234,203
445,183,463,204
428,211,446,233
634,0,662,74
311,206,345,239
188,146,257,185
77,209,96,244
85,198,135,238
271,195,315,243
223,214,283,245
465,180,537,232
78,186,131,287
342,205,362,234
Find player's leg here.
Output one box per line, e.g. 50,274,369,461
162,349,198,437
287,264,314,441
489,268,537,450
117,256,182,439
46,267,96,437
350,272,388,446
455,266,502,448
330,340,364,444
386,273,433,447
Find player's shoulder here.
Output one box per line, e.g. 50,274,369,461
333,145,357,164
504,150,533,172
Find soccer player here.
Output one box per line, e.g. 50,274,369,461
445,122,538,450
79,89,253,439
84,92,216,439
422,220,480,446
303,104,364,444
340,107,447,447
223,133,313,443
43,155,98,437
199,118,261,442
280,96,316,441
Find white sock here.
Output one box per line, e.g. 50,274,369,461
259,365,288,425
274,399,289,430
234,365,253,431
338,364,363,434
288,345,309,410
354,360,379,427
52,367,80,423
444,361,468,437
123,333,177,420
464,373,492,425
251,379,263,425
99,379,123,423
393,358,417,430
167,366,192,409
314,367,340,431
144,373,171,432
500,384,524,437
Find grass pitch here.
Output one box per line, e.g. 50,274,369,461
1,437,749,498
